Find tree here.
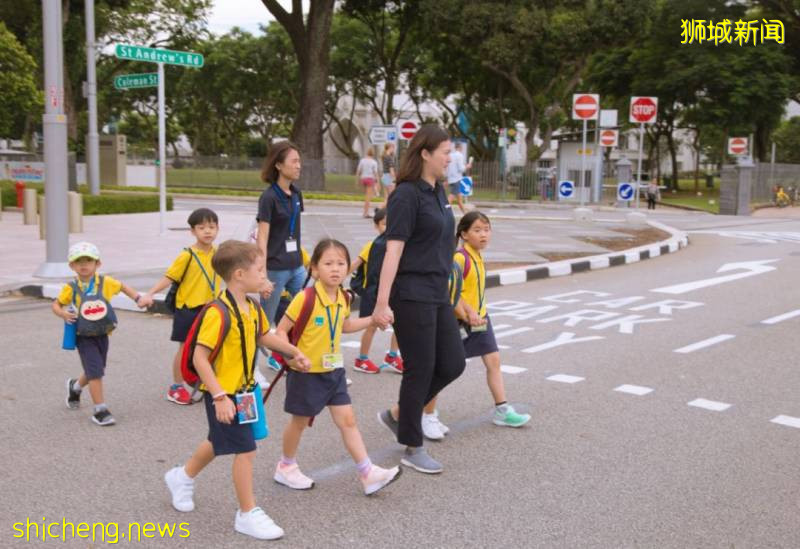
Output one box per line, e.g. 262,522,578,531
261,0,335,190
772,117,800,163
0,21,41,138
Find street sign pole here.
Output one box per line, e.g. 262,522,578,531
580,119,587,207
635,123,644,210
157,62,166,235
35,0,71,278
84,0,100,195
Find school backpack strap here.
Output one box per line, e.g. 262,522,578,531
458,248,472,280
180,299,231,391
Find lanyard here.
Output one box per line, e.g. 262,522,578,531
464,248,484,313
188,249,217,293
77,276,96,295
273,184,299,238
225,290,256,389
325,304,341,353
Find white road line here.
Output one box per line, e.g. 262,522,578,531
341,341,361,348
500,365,527,374
614,384,654,396
687,398,731,412
546,374,585,384
673,334,735,354
770,415,800,429
492,324,512,331
761,309,800,325
493,327,533,339
497,344,510,349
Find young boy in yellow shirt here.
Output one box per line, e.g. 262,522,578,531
140,208,220,405
53,242,147,426
164,240,310,541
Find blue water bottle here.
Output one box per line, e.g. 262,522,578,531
251,382,269,440
62,305,77,350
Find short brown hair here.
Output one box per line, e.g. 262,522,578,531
211,240,260,282
261,140,300,184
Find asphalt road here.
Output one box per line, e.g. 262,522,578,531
1,215,799,548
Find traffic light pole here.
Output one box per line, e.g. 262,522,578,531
35,0,72,278
579,119,587,207
635,122,644,210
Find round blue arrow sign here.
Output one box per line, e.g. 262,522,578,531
618,183,634,200
559,181,574,197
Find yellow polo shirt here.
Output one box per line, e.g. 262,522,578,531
196,293,269,394
453,243,487,317
285,281,350,374
165,246,220,309
57,274,122,307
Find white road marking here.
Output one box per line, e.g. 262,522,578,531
341,341,361,348
652,260,779,294
500,365,527,374
546,374,585,384
761,309,800,325
687,398,731,412
497,344,510,349
614,384,654,396
493,327,533,339
770,415,800,429
673,334,735,354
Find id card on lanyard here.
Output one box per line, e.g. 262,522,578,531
322,301,344,370
273,185,299,253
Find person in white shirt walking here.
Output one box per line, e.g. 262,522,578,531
446,142,472,214
357,149,380,218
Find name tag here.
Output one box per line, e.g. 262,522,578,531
234,391,258,424
285,239,298,253
322,353,344,370
471,323,488,333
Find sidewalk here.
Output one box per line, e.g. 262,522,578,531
0,200,689,301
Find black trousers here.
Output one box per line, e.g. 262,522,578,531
391,298,466,447
647,196,656,209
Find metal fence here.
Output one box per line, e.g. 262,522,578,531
750,161,800,202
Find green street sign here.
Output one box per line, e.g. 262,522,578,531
115,44,204,68
114,72,159,90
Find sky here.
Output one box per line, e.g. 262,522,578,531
207,0,299,35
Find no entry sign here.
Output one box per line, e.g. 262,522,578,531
600,129,618,147
398,120,419,140
572,94,599,120
728,137,748,156
630,96,658,124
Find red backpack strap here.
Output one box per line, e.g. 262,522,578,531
206,300,231,365
458,248,472,280
290,286,317,346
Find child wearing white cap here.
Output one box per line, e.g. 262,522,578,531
52,241,147,426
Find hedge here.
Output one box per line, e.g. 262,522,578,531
0,181,173,215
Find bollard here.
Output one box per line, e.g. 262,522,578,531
573,207,594,223
68,191,83,233
23,188,38,225
15,181,25,207
626,212,647,226
38,194,46,239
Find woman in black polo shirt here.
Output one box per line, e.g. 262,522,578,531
255,141,306,330
374,125,466,474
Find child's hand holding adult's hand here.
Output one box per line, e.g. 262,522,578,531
137,294,154,308
468,311,485,327
373,304,394,330
215,396,236,424
259,279,274,299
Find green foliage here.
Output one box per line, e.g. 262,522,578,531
772,117,800,163
0,21,42,137
82,193,174,215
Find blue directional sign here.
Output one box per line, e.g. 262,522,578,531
558,180,575,199
618,182,635,201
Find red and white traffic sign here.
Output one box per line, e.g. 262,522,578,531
630,96,658,124
600,129,618,147
572,94,599,120
397,119,419,140
728,137,748,156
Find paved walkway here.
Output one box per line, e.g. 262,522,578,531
0,199,696,292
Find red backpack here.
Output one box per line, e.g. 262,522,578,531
180,295,262,392
261,286,352,425
457,248,473,280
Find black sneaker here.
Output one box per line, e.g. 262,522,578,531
65,378,81,410
92,409,116,426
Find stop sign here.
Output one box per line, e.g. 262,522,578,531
572,94,599,120
600,129,618,147
630,96,658,124
728,137,748,155
399,120,419,140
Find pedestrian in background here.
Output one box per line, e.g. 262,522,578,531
357,148,380,218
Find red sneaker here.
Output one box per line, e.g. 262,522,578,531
381,353,404,373
353,358,380,374
167,384,192,405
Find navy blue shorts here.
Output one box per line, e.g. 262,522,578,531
203,392,256,456
462,315,499,358
284,368,351,417
76,335,109,380
359,293,376,317
171,306,203,342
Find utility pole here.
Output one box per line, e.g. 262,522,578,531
85,0,100,195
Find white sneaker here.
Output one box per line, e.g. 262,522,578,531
433,409,450,435
164,467,195,512
422,413,444,441
274,462,314,490
361,465,401,495
234,507,284,540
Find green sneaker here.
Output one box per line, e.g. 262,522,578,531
492,405,531,428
